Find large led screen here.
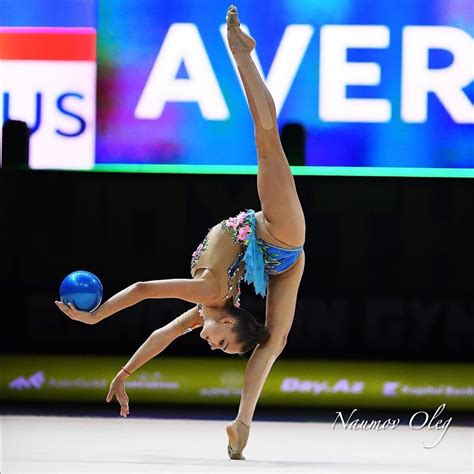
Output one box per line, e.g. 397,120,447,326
1,0,473,176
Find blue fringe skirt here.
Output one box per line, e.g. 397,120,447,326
242,209,304,297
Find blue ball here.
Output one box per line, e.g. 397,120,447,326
60,270,103,312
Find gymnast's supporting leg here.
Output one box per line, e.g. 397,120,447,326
225,5,306,459
226,253,304,458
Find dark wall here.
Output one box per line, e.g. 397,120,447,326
1,169,473,361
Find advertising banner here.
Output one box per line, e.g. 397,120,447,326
1,355,473,411
0,0,97,169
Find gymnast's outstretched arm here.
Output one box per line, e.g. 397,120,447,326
54,270,219,323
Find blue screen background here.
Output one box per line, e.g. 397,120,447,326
1,0,473,171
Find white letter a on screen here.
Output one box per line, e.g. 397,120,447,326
135,23,229,120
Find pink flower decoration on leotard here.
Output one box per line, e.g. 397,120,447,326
192,243,203,257
237,224,251,242
234,286,241,307
235,211,246,225
225,217,239,228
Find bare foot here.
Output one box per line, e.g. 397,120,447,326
226,419,250,460
226,5,256,55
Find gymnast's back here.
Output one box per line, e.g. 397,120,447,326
190,211,250,306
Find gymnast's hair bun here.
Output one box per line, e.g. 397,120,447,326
255,323,271,345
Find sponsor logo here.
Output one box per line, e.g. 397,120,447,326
124,372,180,390
383,381,400,396
199,387,242,397
382,382,474,397
9,371,45,390
220,370,244,388
48,377,107,389
281,377,365,395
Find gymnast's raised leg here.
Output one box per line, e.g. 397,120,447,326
226,6,305,247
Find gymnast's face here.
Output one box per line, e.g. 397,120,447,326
199,309,241,354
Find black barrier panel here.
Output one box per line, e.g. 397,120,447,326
0,169,473,361
1,120,30,168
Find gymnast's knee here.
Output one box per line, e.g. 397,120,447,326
266,334,287,356
254,128,281,157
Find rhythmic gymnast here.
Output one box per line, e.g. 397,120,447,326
55,5,305,460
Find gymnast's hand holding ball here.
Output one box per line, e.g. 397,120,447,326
55,270,103,324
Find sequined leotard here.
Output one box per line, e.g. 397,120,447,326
191,209,304,305
191,211,249,306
